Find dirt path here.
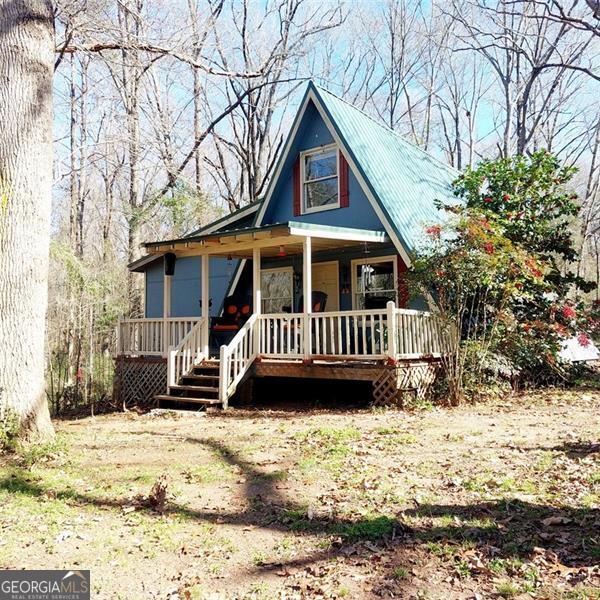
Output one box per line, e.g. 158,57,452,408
1,390,599,599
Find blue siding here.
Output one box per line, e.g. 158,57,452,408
145,261,164,318
258,243,430,312
144,256,237,318
171,257,201,317
263,101,383,231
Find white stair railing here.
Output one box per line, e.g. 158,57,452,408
167,317,208,391
218,314,259,408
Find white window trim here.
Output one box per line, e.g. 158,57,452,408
300,144,340,215
350,255,398,310
261,266,294,313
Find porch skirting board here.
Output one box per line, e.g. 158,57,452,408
113,356,167,408
253,357,442,406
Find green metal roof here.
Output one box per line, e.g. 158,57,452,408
185,198,263,238
311,83,459,255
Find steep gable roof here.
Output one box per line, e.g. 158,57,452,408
255,82,459,265
312,84,459,254
186,198,262,238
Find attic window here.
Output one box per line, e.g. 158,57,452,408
301,145,339,213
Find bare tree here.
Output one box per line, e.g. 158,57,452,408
205,0,344,209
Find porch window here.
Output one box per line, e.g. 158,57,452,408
351,256,397,310
302,146,339,213
261,267,294,313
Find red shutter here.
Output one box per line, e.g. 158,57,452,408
397,256,409,308
339,150,349,208
293,156,301,216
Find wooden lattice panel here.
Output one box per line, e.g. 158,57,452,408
396,361,440,400
113,357,167,408
372,368,399,406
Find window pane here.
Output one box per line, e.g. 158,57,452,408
354,291,396,310
261,270,293,313
305,151,337,180
305,178,338,209
354,261,396,309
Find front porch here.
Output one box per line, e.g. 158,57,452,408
116,222,450,408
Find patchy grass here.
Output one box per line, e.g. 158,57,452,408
0,390,599,598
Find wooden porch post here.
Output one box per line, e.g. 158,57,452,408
303,236,312,359
162,273,171,357
253,247,261,356
253,247,261,315
201,254,210,358
387,300,397,361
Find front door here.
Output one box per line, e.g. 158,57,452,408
311,261,339,312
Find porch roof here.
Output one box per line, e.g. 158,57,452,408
143,221,389,259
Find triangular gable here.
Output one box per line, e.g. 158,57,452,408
255,82,459,267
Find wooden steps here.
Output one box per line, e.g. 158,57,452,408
154,395,220,405
155,360,221,408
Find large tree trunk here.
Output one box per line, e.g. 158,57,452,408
0,0,55,440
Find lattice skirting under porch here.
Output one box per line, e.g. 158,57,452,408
113,356,167,408
372,359,441,406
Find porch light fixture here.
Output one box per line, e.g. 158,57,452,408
227,253,232,261
277,245,286,257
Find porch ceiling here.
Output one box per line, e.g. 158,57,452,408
143,221,389,259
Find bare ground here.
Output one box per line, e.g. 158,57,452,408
0,389,599,599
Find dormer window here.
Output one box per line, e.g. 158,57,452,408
301,145,339,214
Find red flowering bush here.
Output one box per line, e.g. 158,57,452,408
413,150,596,401
577,333,590,348
424,224,442,238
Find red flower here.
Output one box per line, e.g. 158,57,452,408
502,194,510,201
561,305,576,320
480,219,491,231
523,323,531,333
435,269,446,278
483,242,495,254
483,196,493,203
577,333,590,348
525,258,542,278
425,224,442,238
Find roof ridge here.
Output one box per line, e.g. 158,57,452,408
311,82,460,177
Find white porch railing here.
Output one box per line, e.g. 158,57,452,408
219,314,259,408
257,313,304,358
394,308,449,357
117,304,451,407
255,304,449,361
116,317,201,357
167,317,208,390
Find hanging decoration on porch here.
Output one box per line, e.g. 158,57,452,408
277,245,286,257
361,263,374,291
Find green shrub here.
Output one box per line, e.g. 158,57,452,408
0,408,20,452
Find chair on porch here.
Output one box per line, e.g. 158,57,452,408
279,292,328,353
210,295,252,348
283,291,328,314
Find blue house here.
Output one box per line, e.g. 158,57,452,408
116,83,456,408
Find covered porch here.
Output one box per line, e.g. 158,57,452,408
116,221,449,407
